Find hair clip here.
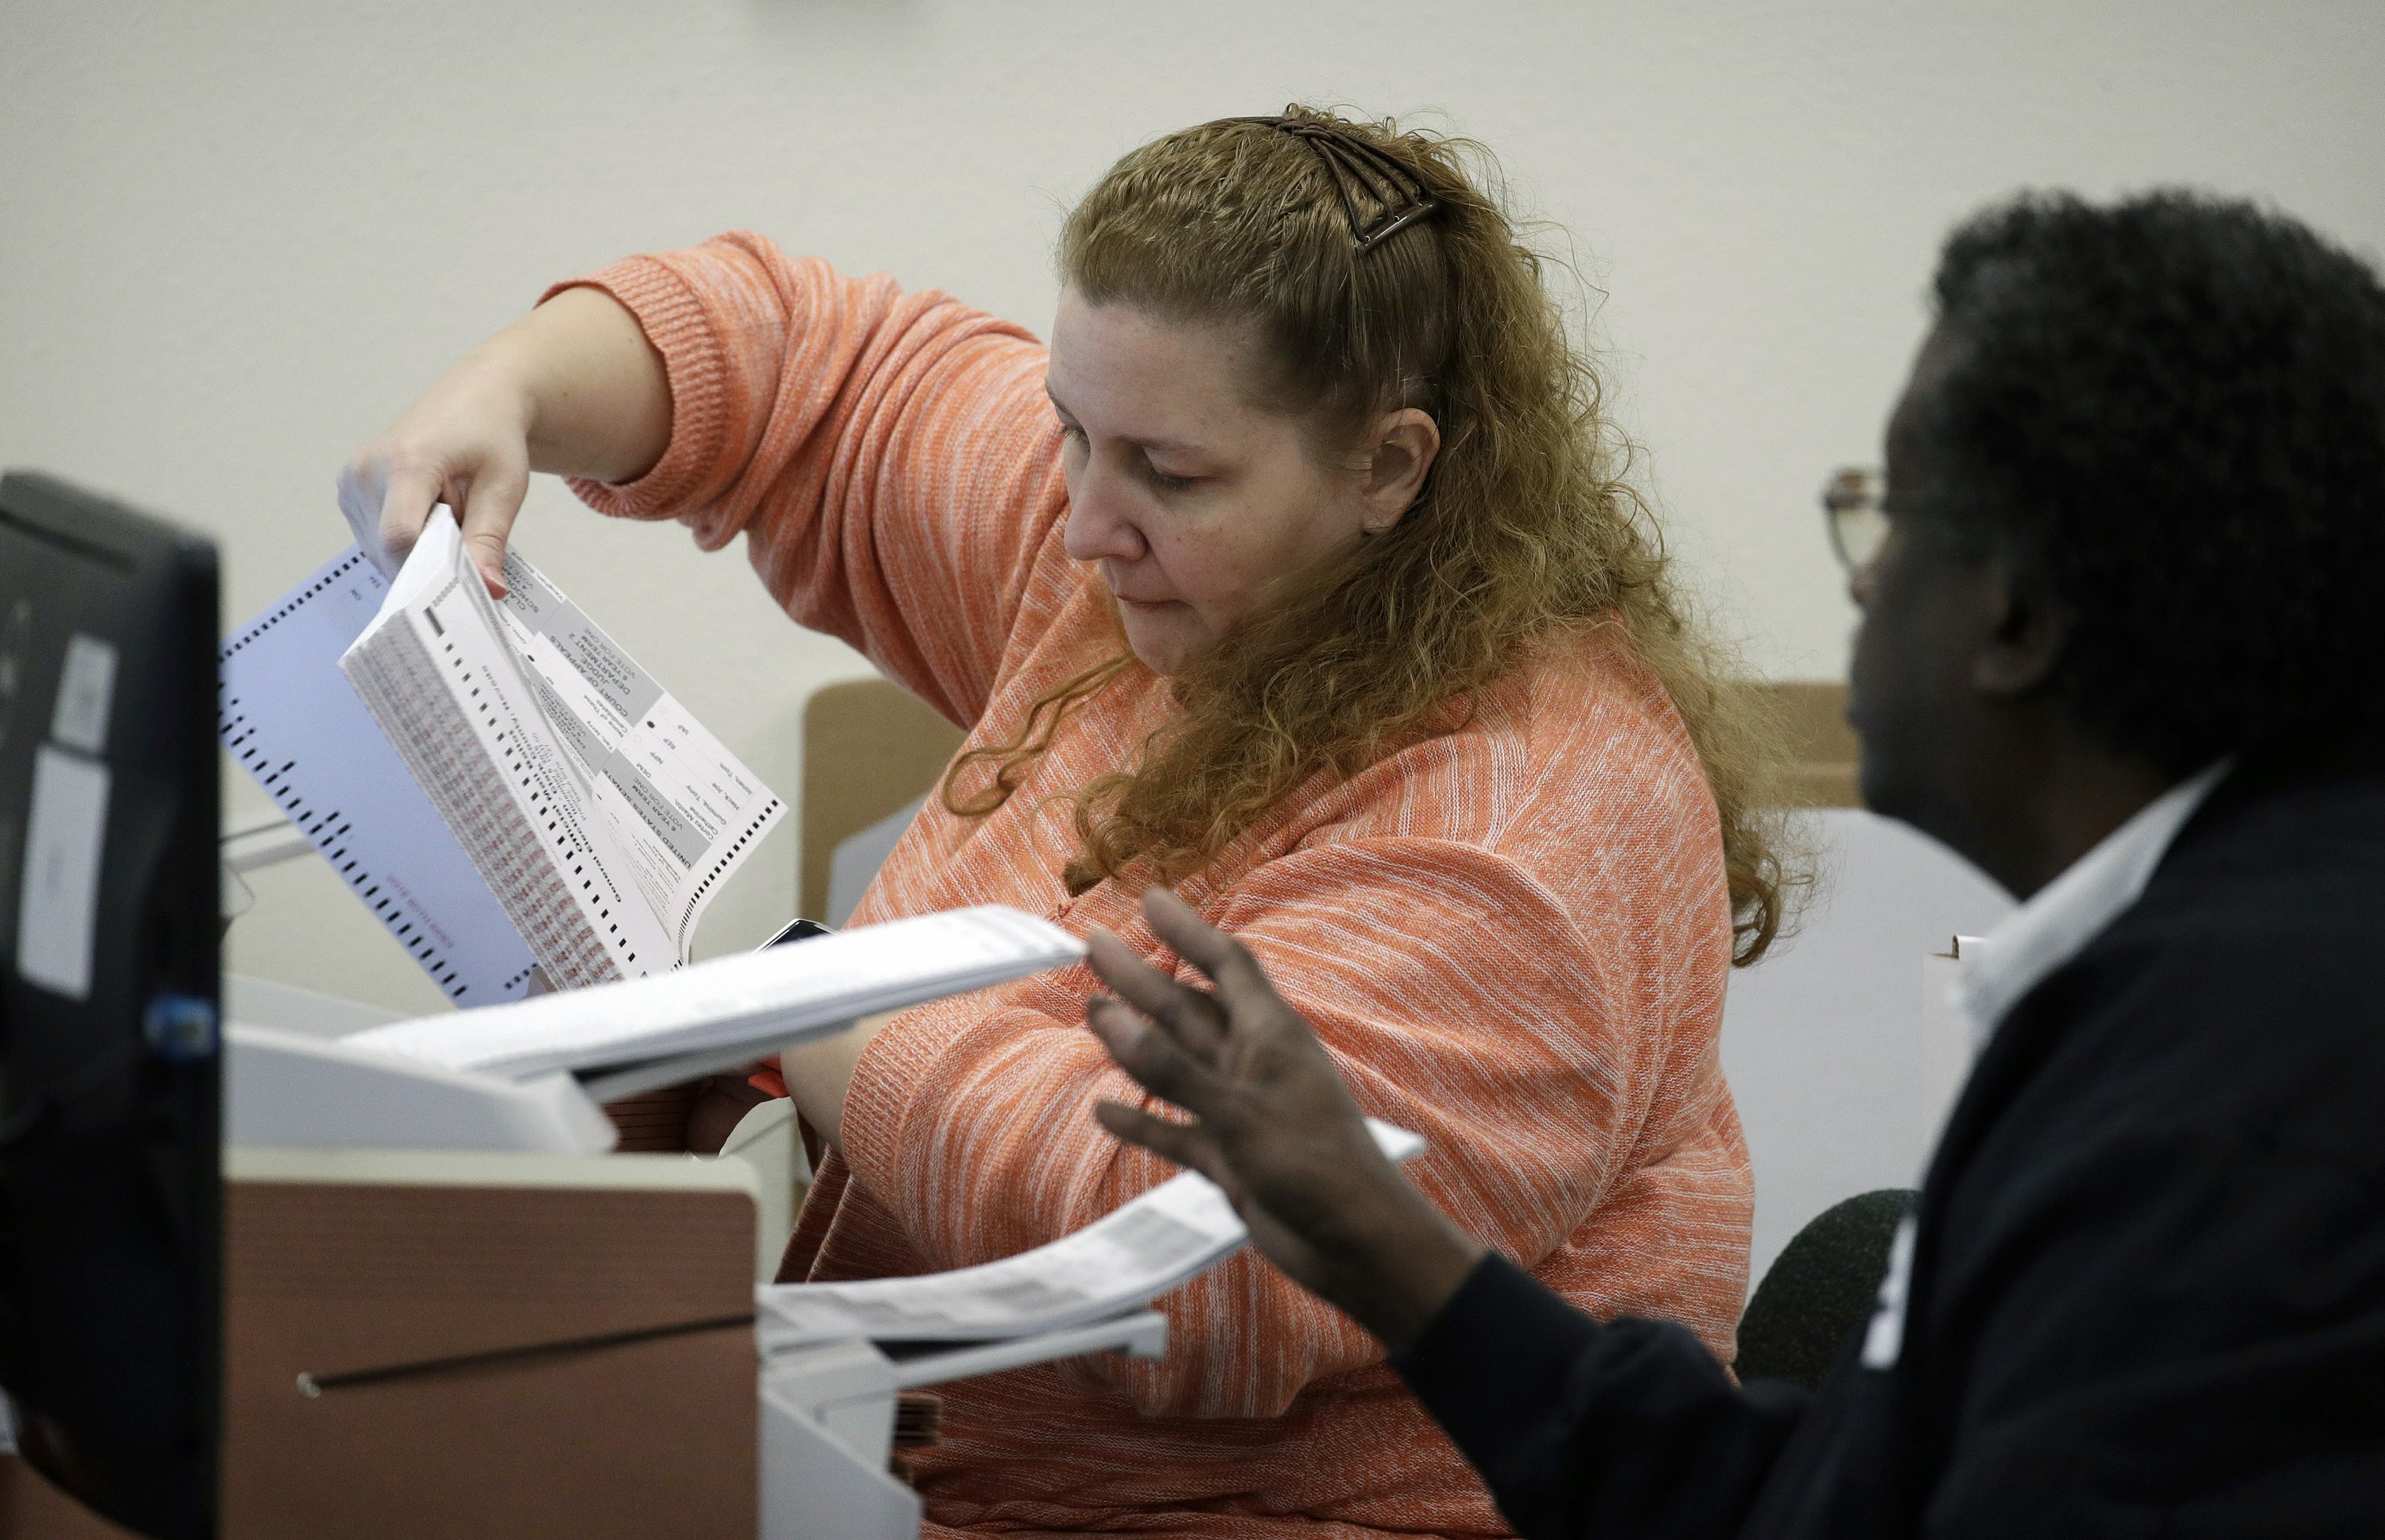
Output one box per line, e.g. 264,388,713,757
1228,113,1442,257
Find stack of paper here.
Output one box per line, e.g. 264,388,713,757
219,546,541,1003
757,1119,1425,1349
347,905,1084,1081
335,510,783,989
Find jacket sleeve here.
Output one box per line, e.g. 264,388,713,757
832,835,1704,1420
1395,1254,1808,1540
549,232,1071,727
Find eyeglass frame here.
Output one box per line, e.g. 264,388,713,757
1821,467,1890,573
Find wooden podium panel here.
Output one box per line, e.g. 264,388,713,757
220,1149,758,1540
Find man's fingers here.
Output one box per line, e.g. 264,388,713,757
1085,929,1227,1059
458,460,529,598
1092,1100,1231,1186
1085,929,1177,1012
1086,995,1239,1120
1139,887,1286,1022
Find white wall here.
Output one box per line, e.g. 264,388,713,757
1721,813,2014,1281
7,1,2383,1015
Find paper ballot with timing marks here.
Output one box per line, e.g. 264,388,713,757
339,512,783,988
220,547,539,1003
223,515,785,997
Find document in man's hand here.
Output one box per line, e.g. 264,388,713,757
346,905,1085,1081
335,510,784,989
755,1119,1425,1350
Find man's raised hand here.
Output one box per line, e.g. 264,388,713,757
1084,887,1487,1348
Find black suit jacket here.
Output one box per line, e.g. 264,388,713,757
1394,754,2385,1538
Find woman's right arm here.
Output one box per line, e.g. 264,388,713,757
337,285,672,595
345,236,1066,727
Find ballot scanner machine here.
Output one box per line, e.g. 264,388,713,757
226,1011,1418,1538
223,1003,1179,1540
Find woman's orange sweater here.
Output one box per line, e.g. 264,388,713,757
558,233,1751,1539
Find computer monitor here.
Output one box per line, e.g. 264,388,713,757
0,471,220,1539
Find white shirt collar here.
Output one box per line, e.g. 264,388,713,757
1960,760,2231,1042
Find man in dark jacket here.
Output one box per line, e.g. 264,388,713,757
1080,190,2385,1537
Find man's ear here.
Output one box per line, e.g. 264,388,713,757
1358,409,1441,533
1972,559,2071,700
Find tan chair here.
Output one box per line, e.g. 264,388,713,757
1746,681,1860,809
800,678,968,922
1,1460,140,1540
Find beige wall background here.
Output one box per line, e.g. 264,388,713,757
6,0,2383,1013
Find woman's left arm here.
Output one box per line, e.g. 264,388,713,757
829,833,1721,1419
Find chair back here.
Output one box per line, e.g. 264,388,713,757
1739,681,1860,809
799,678,966,921
1735,1187,1918,1391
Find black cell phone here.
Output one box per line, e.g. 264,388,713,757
759,917,835,949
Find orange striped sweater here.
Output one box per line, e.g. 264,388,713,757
558,233,1751,1538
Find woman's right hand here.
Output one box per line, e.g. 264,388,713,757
337,285,676,596
339,356,537,595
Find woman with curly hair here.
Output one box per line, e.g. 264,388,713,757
342,107,1791,1538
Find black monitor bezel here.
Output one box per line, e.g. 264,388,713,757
0,471,220,1539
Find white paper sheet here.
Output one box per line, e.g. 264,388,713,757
337,514,785,987
491,545,783,959
756,1119,1428,1349
15,745,109,1001
219,546,539,1003
347,903,1086,1080
342,517,676,987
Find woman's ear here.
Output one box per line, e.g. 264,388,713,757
1359,409,1441,533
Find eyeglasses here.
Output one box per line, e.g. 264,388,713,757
1821,467,1888,572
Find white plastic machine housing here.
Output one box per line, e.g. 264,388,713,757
225,1023,619,1154
224,973,617,1154
758,1311,1170,1539
222,979,1181,1537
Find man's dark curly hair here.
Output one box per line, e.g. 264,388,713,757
1918,189,2385,775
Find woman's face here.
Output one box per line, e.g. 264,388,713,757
1049,288,1437,675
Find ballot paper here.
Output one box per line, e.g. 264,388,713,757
756,1118,1427,1350
220,546,540,1003
347,904,1084,1080
337,511,783,988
